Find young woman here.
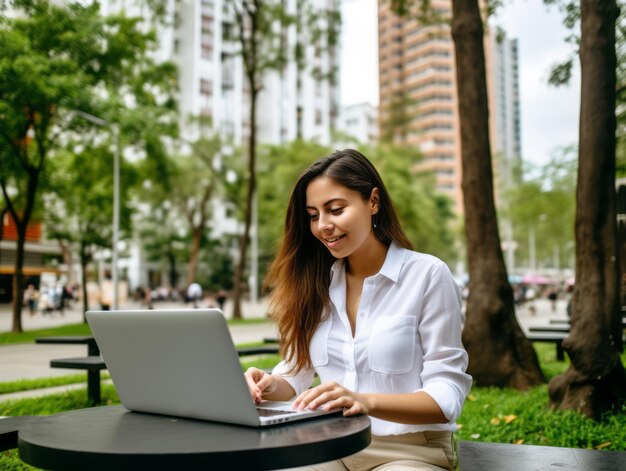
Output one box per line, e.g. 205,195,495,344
245,149,471,471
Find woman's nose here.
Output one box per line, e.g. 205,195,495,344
318,215,333,232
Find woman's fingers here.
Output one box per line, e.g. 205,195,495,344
244,367,272,403
294,382,352,411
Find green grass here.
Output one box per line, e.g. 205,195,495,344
0,323,94,346
456,343,626,451
0,373,110,395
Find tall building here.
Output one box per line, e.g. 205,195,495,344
491,32,522,188
491,31,522,272
337,102,379,145
148,0,340,146
377,0,499,213
100,0,340,290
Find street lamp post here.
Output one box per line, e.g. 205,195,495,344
75,110,120,310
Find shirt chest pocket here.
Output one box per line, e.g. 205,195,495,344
368,316,417,374
309,318,333,367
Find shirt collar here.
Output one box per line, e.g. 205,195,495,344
329,241,406,284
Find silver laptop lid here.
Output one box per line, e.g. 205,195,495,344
86,309,263,426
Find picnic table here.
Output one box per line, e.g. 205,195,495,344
11,406,371,470
35,336,105,404
525,315,626,361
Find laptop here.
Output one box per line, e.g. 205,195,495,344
86,308,340,427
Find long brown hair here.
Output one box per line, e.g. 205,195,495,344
264,149,412,372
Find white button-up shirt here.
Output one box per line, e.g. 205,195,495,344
273,242,472,436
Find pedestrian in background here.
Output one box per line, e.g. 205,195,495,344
187,282,203,308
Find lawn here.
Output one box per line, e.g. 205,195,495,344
0,341,624,469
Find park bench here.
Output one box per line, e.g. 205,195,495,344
525,330,569,361
456,440,625,470
35,336,106,404
526,315,626,361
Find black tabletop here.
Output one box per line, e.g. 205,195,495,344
18,406,371,470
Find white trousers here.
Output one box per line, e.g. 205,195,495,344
284,431,455,471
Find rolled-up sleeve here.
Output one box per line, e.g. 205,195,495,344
415,263,472,423
272,360,316,397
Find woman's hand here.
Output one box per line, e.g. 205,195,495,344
292,381,371,416
244,367,279,404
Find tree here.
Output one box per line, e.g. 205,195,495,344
548,0,626,419
0,0,175,331
227,0,288,319
391,0,544,388
502,151,577,272
226,0,340,318
45,144,136,317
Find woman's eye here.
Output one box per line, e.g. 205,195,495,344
308,213,319,221
330,207,343,214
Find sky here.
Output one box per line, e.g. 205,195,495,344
339,0,581,167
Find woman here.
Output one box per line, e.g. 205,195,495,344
245,149,471,471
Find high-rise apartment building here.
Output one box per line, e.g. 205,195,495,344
491,32,522,188
160,0,340,146
337,102,379,145
378,0,501,214
100,0,340,290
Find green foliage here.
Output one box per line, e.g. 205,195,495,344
500,149,577,270
0,0,178,328
363,144,459,264
380,92,419,144
258,140,332,263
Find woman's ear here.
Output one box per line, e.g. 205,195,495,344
370,187,380,214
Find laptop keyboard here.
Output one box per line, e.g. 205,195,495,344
256,408,297,417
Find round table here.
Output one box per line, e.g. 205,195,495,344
18,406,371,470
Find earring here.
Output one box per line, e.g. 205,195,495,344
373,215,378,228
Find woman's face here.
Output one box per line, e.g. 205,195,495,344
305,176,378,259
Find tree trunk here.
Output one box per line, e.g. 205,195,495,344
12,223,26,333
59,239,74,284
80,240,90,322
187,226,202,286
451,0,544,388
548,0,626,419
232,86,258,320
167,249,178,288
